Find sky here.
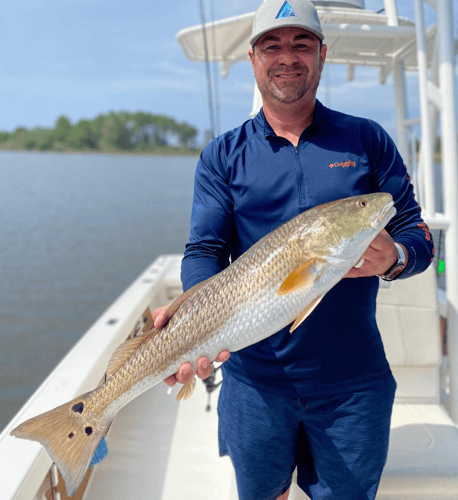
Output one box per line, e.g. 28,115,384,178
1,0,457,145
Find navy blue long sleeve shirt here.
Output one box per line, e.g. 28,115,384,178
181,101,434,397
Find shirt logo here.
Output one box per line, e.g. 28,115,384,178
275,1,297,19
328,161,356,168
417,222,432,242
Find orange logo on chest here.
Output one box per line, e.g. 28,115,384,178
329,161,356,168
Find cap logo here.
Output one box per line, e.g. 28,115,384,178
275,1,297,19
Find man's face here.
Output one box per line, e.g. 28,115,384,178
249,27,327,106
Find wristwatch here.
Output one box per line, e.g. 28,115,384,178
380,243,407,281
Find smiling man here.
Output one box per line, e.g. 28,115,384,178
154,1,434,499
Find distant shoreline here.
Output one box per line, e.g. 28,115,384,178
0,146,202,157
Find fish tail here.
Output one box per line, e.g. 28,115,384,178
10,390,110,496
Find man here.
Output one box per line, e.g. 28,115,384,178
154,0,434,498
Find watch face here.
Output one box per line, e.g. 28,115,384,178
385,263,405,281
380,244,406,281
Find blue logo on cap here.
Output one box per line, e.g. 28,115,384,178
275,1,297,19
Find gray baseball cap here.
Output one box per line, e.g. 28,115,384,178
250,0,324,46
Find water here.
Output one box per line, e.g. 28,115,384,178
0,151,198,432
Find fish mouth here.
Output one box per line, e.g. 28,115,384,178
370,200,396,229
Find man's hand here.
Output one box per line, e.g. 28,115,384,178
152,304,174,330
345,229,407,278
152,303,231,387
162,352,231,387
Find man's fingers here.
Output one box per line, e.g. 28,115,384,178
175,362,194,384
152,304,172,329
215,350,231,363
196,357,212,379
163,351,231,387
195,351,231,379
163,374,177,387
368,228,390,251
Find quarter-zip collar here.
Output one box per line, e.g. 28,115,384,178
256,99,327,143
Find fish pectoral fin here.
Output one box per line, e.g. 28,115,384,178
278,259,324,296
106,331,156,378
290,294,325,333
176,375,197,401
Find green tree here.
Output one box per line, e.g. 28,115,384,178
91,114,106,145
25,137,36,149
0,132,11,143
35,130,54,150
102,112,133,150
54,116,72,142
13,127,27,136
67,120,98,149
176,122,197,147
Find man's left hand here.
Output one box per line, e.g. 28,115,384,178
345,229,401,278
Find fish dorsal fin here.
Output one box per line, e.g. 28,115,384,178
176,375,196,401
106,331,156,378
107,277,216,380
140,307,155,334
278,259,324,295
289,294,325,333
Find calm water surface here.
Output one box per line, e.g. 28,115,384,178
0,151,198,431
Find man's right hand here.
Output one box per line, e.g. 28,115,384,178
152,304,174,330
152,303,230,387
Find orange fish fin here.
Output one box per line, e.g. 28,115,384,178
10,391,110,497
278,259,324,296
289,294,325,333
176,375,197,401
106,330,156,378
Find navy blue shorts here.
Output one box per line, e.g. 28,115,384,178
218,370,396,500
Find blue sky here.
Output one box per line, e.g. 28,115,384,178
1,0,456,144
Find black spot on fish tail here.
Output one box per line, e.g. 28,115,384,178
71,402,84,413
85,426,93,436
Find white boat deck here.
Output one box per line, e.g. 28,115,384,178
84,376,238,500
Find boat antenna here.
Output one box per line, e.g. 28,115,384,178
210,0,221,136
199,0,217,139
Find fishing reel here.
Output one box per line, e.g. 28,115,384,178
201,363,222,412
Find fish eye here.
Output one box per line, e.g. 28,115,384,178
359,200,368,208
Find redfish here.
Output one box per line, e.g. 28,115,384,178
11,193,395,496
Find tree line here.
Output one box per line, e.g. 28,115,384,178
0,112,200,154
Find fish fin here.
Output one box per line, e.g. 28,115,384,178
90,435,108,467
278,259,324,296
106,330,156,378
10,391,110,497
176,375,197,401
290,294,325,333
139,307,155,335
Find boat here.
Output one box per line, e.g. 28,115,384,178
1,0,457,498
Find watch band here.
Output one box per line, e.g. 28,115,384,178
380,243,407,281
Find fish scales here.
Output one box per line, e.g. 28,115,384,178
10,193,396,497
